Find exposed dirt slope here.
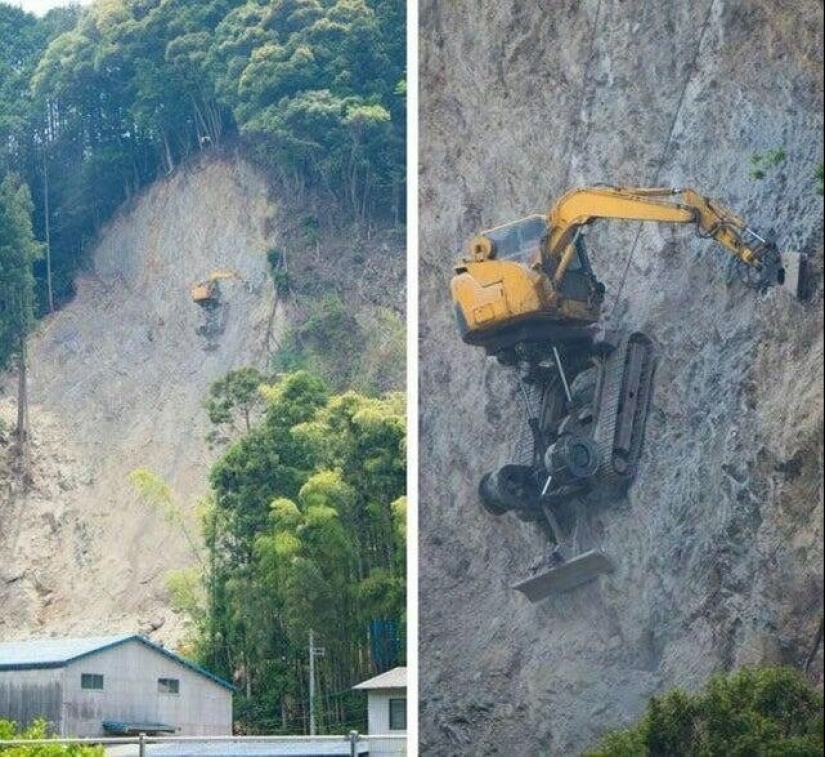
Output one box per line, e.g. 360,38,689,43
0,153,283,644
420,2,823,754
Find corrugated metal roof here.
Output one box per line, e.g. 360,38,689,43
352,666,406,690
0,635,233,691
0,635,133,668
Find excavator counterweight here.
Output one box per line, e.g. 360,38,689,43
452,185,807,602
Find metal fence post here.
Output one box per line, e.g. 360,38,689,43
139,732,146,757
348,729,358,757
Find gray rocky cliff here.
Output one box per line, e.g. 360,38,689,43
420,2,823,754
0,151,404,647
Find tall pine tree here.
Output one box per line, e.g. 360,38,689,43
0,174,41,447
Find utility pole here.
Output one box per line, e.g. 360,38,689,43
308,629,325,736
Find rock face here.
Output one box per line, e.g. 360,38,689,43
419,2,823,754
0,153,282,644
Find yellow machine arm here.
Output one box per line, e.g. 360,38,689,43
204,268,241,283
542,186,782,288
453,185,798,351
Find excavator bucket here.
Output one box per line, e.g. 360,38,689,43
511,550,614,602
780,252,809,300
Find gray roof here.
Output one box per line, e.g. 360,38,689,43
0,634,133,667
353,666,406,690
0,634,233,691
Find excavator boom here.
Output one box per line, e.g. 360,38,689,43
545,187,786,290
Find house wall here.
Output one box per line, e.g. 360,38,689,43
366,688,406,756
0,668,63,733
61,640,231,737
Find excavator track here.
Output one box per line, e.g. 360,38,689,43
591,332,655,496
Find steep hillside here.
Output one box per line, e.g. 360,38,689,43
419,2,823,755
0,151,404,646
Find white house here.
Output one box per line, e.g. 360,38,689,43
0,634,233,737
353,667,406,756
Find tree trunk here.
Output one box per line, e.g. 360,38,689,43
161,132,174,174
43,151,54,313
15,339,29,474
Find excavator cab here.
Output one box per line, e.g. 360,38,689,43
191,281,218,306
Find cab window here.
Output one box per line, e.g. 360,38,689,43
486,216,545,264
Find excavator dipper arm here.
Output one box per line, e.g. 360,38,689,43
545,186,786,292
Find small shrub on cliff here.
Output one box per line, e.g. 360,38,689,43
266,248,291,296
749,149,786,180
272,294,367,390
585,667,824,757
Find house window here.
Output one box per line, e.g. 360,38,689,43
81,673,104,690
388,697,406,730
158,678,180,694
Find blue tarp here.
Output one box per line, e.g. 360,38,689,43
103,721,177,735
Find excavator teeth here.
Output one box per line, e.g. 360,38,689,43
511,550,614,601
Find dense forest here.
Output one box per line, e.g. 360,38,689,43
133,369,407,733
0,0,405,322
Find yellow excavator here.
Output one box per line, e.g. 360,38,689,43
450,186,807,601
190,268,242,308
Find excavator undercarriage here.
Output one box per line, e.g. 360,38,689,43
479,328,656,599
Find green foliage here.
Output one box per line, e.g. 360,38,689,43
274,297,404,394
300,214,320,239
273,293,366,390
195,370,405,734
128,467,204,564
749,148,787,180
0,718,103,755
0,174,41,370
267,248,291,296
585,667,824,757
205,366,269,442
358,306,405,392
165,567,205,618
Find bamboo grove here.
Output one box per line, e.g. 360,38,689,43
158,370,407,733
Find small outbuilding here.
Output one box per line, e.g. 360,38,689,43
0,634,233,737
353,667,406,755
